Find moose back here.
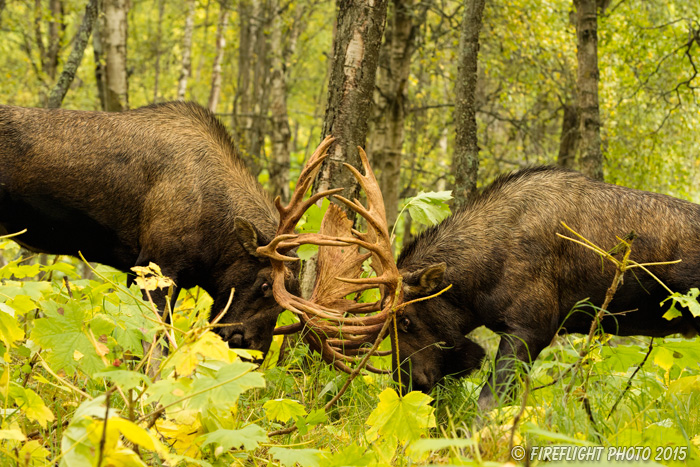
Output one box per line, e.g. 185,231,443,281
0,101,287,354
394,166,700,409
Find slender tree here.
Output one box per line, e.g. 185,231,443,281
557,102,579,168
47,0,99,108
452,0,486,208
102,0,129,110
575,0,604,180
371,0,424,230
268,3,291,201
315,0,389,204
152,0,165,103
208,0,230,112
176,0,196,100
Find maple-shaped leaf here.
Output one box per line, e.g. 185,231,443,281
188,361,265,411
165,331,231,377
405,191,452,227
269,447,327,467
32,300,112,376
198,425,268,452
263,398,307,423
365,388,435,443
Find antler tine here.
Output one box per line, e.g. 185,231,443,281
274,136,337,236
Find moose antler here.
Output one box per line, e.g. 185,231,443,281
257,136,402,374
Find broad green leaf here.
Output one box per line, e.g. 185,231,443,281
94,369,151,391
667,375,700,396
662,289,700,320
297,244,319,261
322,443,375,467
365,389,435,443
198,425,268,452
0,428,26,441
269,447,326,467
404,191,452,227
188,361,265,410
32,300,108,376
18,439,50,466
0,306,24,359
0,281,52,301
264,398,307,423
9,386,54,428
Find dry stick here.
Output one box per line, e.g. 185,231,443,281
607,338,654,419
562,228,635,400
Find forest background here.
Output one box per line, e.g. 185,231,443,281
0,0,699,465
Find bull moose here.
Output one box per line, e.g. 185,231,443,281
394,166,700,409
0,101,290,355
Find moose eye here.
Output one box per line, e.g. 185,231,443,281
261,282,271,293
399,317,411,332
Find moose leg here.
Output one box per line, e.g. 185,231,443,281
478,329,551,411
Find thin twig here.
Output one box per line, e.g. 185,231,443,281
607,338,654,419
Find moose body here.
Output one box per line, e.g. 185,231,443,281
395,166,700,408
0,101,285,353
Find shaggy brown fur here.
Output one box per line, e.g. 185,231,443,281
0,101,287,353
396,166,700,409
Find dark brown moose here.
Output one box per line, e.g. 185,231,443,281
394,166,700,409
0,101,289,354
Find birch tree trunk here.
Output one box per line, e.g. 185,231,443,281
208,1,230,112
268,6,291,201
315,0,389,204
47,0,99,108
103,0,129,111
452,0,486,208
152,0,165,103
176,0,196,100
575,0,604,180
371,0,423,230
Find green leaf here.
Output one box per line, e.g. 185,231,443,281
322,443,375,467
0,305,24,359
188,361,265,410
521,422,594,445
404,191,452,227
365,389,435,443
93,369,151,391
198,425,268,452
264,398,307,423
269,447,326,467
296,244,319,261
662,289,700,320
9,386,55,428
31,300,107,376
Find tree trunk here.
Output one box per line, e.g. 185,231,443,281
103,0,129,111
208,1,230,112
451,0,486,208
557,102,579,169
315,0,389,206
47,0,99,108
176,0,196,100
268,5,291,201
371,0,423,231
93,2,106,110
575,0,604,180
233,0,270,177
152,0,165,103
46,0,64,80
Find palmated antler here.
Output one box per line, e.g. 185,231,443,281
257,136,402,374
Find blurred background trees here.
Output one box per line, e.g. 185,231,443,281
1,0,698,236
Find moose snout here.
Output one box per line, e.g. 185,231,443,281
218,326,246,348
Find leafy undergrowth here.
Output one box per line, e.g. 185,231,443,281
0,235,699,466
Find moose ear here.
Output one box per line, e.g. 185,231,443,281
234,217,266,258
404,262,446,296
